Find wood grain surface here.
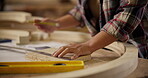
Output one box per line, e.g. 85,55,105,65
0,31,139,78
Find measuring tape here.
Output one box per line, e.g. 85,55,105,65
0,61,84,74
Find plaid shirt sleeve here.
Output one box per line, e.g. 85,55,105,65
68,6,85,27
101,0,148,42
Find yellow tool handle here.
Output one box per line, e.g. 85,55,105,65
28,21,59,27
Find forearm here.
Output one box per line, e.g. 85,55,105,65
56,14,80,29
85,31,117,52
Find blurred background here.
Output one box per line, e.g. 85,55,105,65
0,0,88,32
0,0,76,18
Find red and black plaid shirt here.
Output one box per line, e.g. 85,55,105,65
69,0,148,59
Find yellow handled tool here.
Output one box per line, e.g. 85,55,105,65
28,21,59,27
0,61,84,74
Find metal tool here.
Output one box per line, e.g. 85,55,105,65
0,45,70,60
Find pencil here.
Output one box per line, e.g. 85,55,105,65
28,21,59,27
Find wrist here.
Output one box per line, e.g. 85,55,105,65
82,41,96,53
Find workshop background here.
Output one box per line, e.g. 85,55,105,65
0,0,89,32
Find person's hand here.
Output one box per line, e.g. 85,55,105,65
52,43,93,59
34,18,59,33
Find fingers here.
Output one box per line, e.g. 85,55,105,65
71,54,80,60
34,19,45,27
34,19,41,26
52,46,67,57
34,18,53,23
34,18,57,33
34,18,55,26
58,48,71,57
34,24,46,31
52,46,79,59
52,43,92,60
34,19,41,23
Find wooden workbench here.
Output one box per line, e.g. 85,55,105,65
0,31,146,78
127,58,148,78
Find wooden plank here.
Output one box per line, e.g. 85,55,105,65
0,11,43,31
0,11,43,24
0,23,38,31
0,29,30,44
0,11,31,23
30,31,50,41
50,31,91,43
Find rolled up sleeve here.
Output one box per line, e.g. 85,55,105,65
101,0,148,42
69,6,85,27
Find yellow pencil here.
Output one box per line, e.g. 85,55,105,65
28,20,59,27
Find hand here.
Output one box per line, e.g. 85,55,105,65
34,18,59,33
52,43,93,59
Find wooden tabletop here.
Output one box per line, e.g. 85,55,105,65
127,58,148,78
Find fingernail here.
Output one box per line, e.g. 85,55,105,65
53,54,56,57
